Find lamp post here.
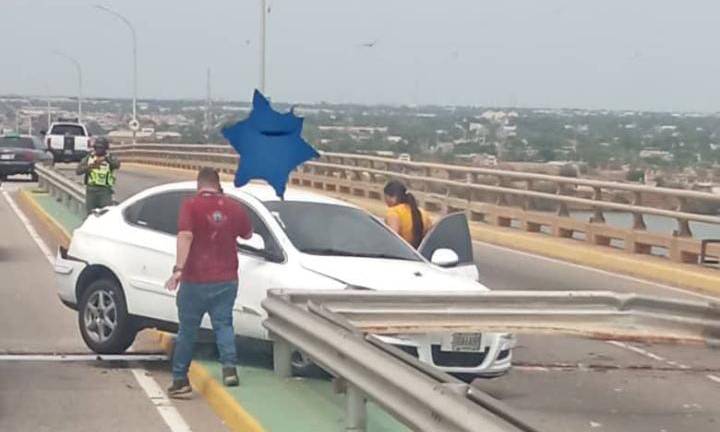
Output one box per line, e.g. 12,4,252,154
94,4,138,143
52,51,82,122
259,0,267,94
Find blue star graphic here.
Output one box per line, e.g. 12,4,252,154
222,90,319,198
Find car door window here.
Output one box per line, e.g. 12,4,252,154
236,201,283,260
124,191,193,235
418,212,474,265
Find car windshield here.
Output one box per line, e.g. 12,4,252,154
264,201,420,262
0,137,35,149
50,125,85,136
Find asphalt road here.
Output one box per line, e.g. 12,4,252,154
0,180,227,432
38,165,720,431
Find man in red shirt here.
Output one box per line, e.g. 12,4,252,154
165,167,252,398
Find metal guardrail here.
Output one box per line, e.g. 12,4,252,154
272,290,720,345
263,292,542,432
112,143,720,265
35,165,86,216
263,289,720,432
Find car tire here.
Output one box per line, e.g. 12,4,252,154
291,350,327,377
78,278,136,354
30,171,38,182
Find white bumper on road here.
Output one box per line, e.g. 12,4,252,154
376,332,515,377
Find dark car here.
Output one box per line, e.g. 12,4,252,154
0,134,53,182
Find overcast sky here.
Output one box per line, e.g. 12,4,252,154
3,0,719,111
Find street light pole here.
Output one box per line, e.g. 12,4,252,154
94,5,138,143
52,51,82,123
259,0,267,94
45,84,52,129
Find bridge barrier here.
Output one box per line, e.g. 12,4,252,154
273,289,720,345
111,143,720,266
35,165,85,216
264,289,720,431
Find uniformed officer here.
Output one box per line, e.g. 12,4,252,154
76,137,120,214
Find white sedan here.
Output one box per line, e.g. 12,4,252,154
55,182,514,377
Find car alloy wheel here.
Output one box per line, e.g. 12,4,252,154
78,278,136,354
83,289,118,344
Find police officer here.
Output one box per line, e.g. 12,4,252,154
76,137,120,214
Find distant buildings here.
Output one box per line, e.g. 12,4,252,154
639,148,674,162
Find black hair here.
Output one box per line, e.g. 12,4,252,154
197,167,221,189
384,180,424,248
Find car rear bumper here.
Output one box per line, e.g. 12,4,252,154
375,332,515,377
0,161,34,175
49,149,88,161
54,247,86,308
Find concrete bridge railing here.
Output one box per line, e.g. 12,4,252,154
111,143,720,266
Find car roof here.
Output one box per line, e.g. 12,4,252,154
1,133,33,138
0,134,39,142
51,122,84,126
152,181,358,207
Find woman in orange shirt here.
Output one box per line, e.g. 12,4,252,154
383,180,432,248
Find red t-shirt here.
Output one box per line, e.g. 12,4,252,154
177,191,252,283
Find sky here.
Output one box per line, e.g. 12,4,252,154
2,0,720,112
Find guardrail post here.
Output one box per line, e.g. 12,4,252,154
345,384,367,432
495,176,509,207
674,198,693,238
631,192,646,230
271,335,292,378
555,183,570,217
523,179,535,211
589,187,605,223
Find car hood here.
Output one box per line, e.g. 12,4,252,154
299,255,489,292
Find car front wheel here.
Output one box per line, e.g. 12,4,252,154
78,278,136,354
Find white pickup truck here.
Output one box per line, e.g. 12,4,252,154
44,121,91,163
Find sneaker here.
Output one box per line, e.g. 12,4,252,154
167,378,192,398
222,367,239,387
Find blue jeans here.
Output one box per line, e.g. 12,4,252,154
172,281,238,381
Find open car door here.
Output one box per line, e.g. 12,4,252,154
418,212,479,280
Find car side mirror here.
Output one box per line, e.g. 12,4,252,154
431,248,459,268
238,233,265,252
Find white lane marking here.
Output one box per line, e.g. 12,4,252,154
475,240,720,302
606,341,669,363
0,354,168,362
1,186,54,265
706,374,720,384
131,368,193,432
603,340,720,387
2,185,192,432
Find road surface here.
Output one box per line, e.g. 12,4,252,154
0,179,227,432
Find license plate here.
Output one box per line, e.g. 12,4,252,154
448,333,483,352
0,154,14,160
64,150,73,155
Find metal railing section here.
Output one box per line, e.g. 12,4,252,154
263,293,542,432
272,289,720,345
35,165,86,216
263,289,720,431
111,143,720,265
